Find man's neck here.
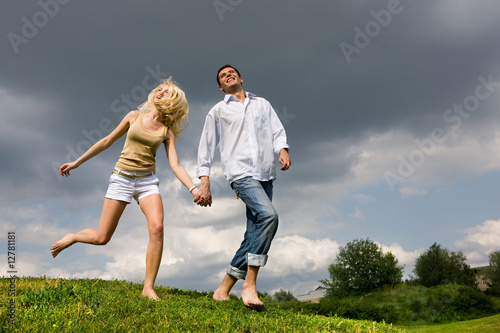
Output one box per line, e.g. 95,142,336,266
229,89,246,104
226,87,246,104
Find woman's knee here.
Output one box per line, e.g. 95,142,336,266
149,222,164,239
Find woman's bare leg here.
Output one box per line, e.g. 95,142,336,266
50,198,127,258
138,193,164,300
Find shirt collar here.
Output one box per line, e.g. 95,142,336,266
223,91,256,103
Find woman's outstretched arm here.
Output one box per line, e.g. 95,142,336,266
164,129,201,201
60,111,138,176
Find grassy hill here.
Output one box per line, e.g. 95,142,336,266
1,277,402,332
401,313,500,333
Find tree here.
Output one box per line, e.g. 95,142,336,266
413,243,475,288
487,251,500,296
320,238,404,298
272,289,297,302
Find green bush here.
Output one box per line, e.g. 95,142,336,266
314,283,500,324
424,284,496,321
485,285,500,297
322,238,404,298
317,298,403,323
453,286,493,314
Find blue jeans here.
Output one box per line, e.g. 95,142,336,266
226,177,279,280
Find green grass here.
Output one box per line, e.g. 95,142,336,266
1,277,402,332
399,313,500,333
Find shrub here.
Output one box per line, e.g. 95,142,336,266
321,238,404,298
414,243,476,288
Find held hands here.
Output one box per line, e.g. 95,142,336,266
194,177,212,207
191,187,202,203
60,161,78,177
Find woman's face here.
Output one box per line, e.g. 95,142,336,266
154,84,170,103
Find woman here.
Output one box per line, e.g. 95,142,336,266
50,78,200,300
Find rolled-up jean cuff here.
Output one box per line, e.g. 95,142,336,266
247,253,268,267
226,265,247,280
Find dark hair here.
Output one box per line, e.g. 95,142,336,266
216,65,241,86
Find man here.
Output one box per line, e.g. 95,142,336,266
196,65,291,309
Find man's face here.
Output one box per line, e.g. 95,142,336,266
218,67,242,92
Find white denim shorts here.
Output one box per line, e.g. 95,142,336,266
105,169,160,204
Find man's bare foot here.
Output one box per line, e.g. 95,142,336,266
213,287,230,301
142,288,160,301
50,233,75,258
241,284,264,307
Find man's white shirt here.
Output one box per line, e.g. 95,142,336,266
197,92,289,183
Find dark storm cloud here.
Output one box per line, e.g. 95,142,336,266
1,0,500,205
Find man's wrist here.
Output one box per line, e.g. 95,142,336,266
200,176,210,186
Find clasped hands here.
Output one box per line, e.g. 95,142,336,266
192,181,212,207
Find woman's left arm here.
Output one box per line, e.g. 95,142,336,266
164,129,201,201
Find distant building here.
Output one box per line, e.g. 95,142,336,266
473,266,491,291
297,286,327,303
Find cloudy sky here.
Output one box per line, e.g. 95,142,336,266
2,0,500,297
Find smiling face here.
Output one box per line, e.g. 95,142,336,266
154,84,170,103
217,67,243,93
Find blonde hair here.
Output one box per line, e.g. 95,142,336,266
138,77,189,141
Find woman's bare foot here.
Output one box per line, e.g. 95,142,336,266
213,287,231,301
142,288,160,301
50,233,75,258
241,284,264,307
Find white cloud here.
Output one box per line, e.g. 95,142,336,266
455,219,500,266
351,128,500,194
12,252,52,278
278,125,500,214
265,236,340,294
379,242,425,275
272,181,345,236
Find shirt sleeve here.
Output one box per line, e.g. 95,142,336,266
196,111,219,178
269,103,290,155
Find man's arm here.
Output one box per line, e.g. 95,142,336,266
267,102,291,170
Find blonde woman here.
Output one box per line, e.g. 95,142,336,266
51,78,199,300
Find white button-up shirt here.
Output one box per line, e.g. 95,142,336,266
197,92,289,184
